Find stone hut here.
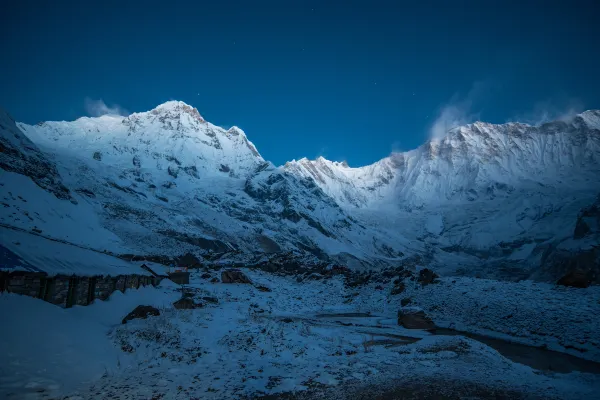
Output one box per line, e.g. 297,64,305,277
0,229,165,308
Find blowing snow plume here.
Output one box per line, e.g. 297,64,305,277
84,97,129,117
508,98,585,126
429,82,489,140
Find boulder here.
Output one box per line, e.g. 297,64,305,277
173,297,202,309
557,270,592,288
221,269,252,284
401,297,412,306
391,282,405,295
417,268,439,285
398,309,435,330
122,305,160,324
202,296,219,304
200,272,212,279
256,285,272,292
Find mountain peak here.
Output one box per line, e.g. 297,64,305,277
149,100,204,122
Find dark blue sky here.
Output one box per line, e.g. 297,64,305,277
1,0,599,166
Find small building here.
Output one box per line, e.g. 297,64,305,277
0,227,164,308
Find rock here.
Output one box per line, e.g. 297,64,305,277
398,309,435,330
221,269,252,284
173,297,202,309
418,268,439,285
201,273,212,279
557,270,592,288
281,317,294,323
391,282,405,295
401,297,412,306
202,296,219,304
306,273,323,281
122,305,160,324
256,285,272,292
210,277,220,283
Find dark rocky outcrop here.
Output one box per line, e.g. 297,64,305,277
173,297,202,309
398,309,435,330
122,305,160,324
221,269,252,284
418,268,439,285
0,110,74,202
557,270,593,288
391,282,406,295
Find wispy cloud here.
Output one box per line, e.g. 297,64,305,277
429,81,489,140
390,140,405,153
84,97,129,117
508,98,584,126
316,146,328,159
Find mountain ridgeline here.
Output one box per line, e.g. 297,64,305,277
1,101,599,283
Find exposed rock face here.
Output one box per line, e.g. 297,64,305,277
533,196,600,285
121,305,160,324
398,309,435,330
0,109,74,202
574,195,600,239
557,270,593,288
221,269,252,284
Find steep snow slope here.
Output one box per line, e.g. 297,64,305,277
285,112,600,208
19,101,264,180
285,112,600,279
4,103,407,267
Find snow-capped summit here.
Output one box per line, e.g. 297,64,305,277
18,101,264,180
146,100,205,122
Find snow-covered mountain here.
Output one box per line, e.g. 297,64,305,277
2,101,599,281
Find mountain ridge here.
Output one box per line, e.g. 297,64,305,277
2,101,599,282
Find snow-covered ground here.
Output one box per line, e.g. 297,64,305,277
2,269,599,399
397,277,600,361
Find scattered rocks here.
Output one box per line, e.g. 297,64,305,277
221,269,252,284
122,305,160,324
398,308,435,330
557,270,592,288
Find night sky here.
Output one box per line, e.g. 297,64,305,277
1,0,599,166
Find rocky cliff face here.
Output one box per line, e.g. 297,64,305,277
0,109,73,202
